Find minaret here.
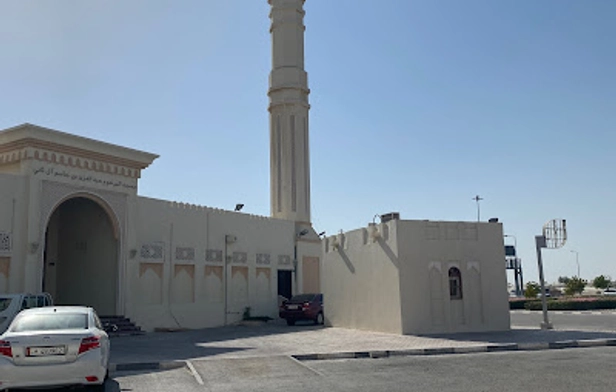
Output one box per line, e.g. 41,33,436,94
268,0,311,226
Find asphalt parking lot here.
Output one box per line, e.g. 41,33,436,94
8,311,616,391
63,346,616,392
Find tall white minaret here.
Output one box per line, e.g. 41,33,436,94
268,0,311,226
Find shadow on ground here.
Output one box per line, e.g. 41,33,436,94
10,367,189,392
422,328,616,344
110,319,323,365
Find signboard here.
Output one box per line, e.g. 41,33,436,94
505,245,516,257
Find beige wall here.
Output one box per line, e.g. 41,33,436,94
323,219,510,335
0,168,323,332
0,124,325,332
127,196,320,331
396,220,510,334
0,173,28,293
321,226,403,334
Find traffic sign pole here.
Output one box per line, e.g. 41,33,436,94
535,235,552,329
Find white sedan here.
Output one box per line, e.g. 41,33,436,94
0,306,110,391
604,287,616,296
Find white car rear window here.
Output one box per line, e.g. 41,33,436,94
0,298,12,312
12,313,88,332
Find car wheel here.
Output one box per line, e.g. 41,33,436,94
286,319,295,326
315,312,324,325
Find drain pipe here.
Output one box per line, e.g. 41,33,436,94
10,198,15,292
223,234,237,326
168,223,182,328
224,235,228,326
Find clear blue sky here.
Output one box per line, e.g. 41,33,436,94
1,1,614,285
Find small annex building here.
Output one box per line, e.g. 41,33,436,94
322,217,511,334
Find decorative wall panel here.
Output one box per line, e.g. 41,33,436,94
206,249,223,262
278,255,291,266
0,232,11,255
175,247,195,261
256,253,271,265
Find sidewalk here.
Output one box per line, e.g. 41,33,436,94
109,319,616,371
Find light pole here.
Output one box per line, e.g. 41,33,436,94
535,235,552,329
472,195,483,222
570,250,580,278
535,218,567,330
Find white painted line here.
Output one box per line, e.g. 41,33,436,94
288,355,326,377
185,360,204,385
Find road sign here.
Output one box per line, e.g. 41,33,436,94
542,219,567,249
505,245,516,257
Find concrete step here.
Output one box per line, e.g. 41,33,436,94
100,315,144,336
108,330,146,338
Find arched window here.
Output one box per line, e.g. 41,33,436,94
449,267,463,300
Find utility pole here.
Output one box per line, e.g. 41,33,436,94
570,250,580,278
472,195,483,222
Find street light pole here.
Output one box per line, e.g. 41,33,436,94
472,195,483,222
535,235,552,329
570,250,580,278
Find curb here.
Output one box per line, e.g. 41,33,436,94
109,360,186,372
107,338,616,370
291,338,616,361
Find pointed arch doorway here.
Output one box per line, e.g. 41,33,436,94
43,196,119,316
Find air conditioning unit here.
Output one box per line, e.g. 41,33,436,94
330,236,340,251
368,223,381,242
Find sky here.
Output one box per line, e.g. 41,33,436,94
1,0,614,285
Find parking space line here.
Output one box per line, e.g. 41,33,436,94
185,360,205,385
288,355,326,377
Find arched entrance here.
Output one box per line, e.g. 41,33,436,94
43,196,119,316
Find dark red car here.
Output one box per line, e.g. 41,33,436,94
279,293,323,326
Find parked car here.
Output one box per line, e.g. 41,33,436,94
0,293,53,334
0,306,110,391
279,293,323,326
603,287,616,296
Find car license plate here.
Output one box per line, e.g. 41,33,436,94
287,305,299,310
27,346,66,356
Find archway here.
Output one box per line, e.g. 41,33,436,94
43,196,119,316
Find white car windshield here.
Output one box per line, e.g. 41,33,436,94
0,298,12,312
11,313,88,332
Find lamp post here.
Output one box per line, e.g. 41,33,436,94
536,218,567,330
535,235,552,329
570,250,580,278
472,195,483,222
